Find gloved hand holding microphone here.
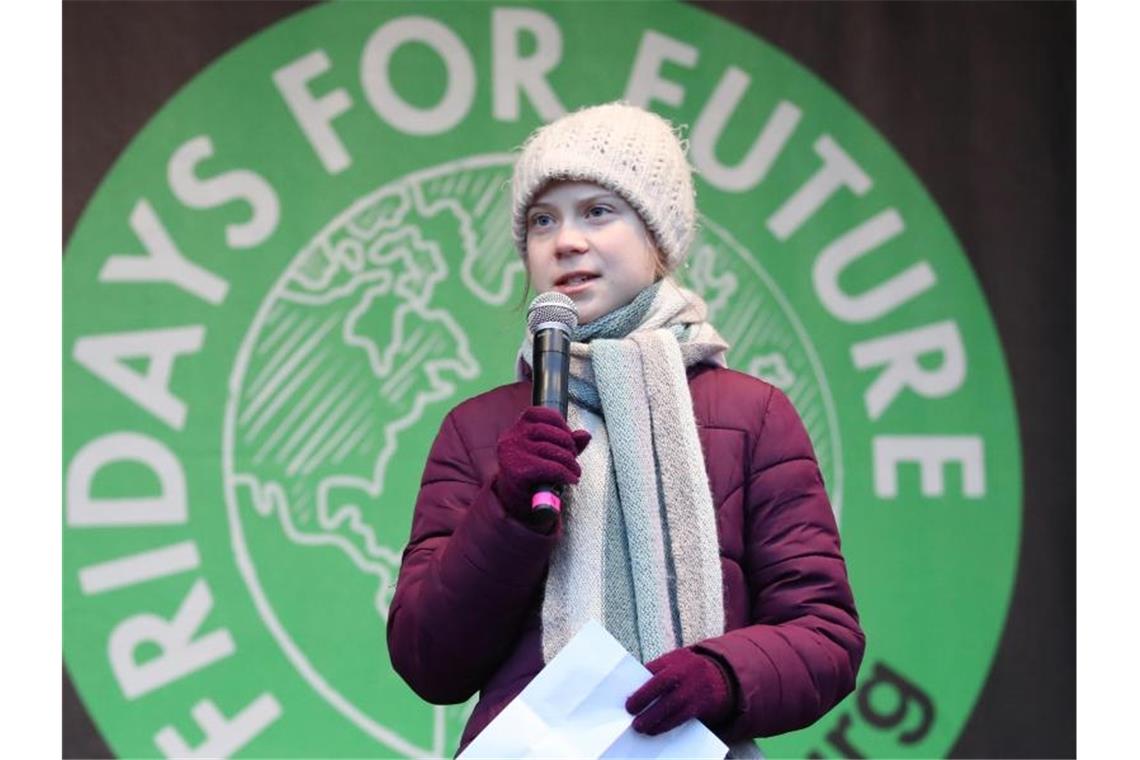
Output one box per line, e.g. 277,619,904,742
494,292,591,531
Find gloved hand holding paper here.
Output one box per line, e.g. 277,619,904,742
458,619,729,759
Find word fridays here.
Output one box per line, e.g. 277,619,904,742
65,9,984,757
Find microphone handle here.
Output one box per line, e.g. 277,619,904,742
532,329,570,415
532,328,571,516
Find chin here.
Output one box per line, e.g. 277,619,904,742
575,303,604,325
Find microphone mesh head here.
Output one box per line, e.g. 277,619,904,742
527,291,579,333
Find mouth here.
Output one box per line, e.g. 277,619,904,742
553,271,600,292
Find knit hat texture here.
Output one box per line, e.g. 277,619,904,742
511,102,697,272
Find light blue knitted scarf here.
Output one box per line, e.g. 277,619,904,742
518,280,728,662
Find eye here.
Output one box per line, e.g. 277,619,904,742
528,212,554,229
586,205,612,219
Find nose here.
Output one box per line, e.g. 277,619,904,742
554,221,588,258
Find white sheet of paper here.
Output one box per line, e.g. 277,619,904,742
459,620,728,759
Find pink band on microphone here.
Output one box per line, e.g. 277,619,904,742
531,491,562,512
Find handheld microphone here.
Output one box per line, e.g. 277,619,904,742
526,292,579,516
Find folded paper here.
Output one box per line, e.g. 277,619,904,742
459,619,728,759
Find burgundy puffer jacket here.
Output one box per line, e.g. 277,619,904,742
387,365,864,752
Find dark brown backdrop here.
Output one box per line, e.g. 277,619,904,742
63,2,1075,757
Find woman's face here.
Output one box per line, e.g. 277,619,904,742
525,181,661,325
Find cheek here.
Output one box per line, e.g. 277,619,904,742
633,247,659,284
523,244,546,286
528,258,551,288
622,231,659,282
528,263,558,293
643,251,659,279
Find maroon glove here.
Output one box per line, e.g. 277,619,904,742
493,406,591,525
625,648,735,736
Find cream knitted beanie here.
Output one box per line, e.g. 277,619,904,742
511,102,697,272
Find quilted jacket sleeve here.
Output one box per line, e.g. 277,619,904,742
693,386,865,740
386,409,558,704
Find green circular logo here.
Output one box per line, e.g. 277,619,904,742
64,3,1021,758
